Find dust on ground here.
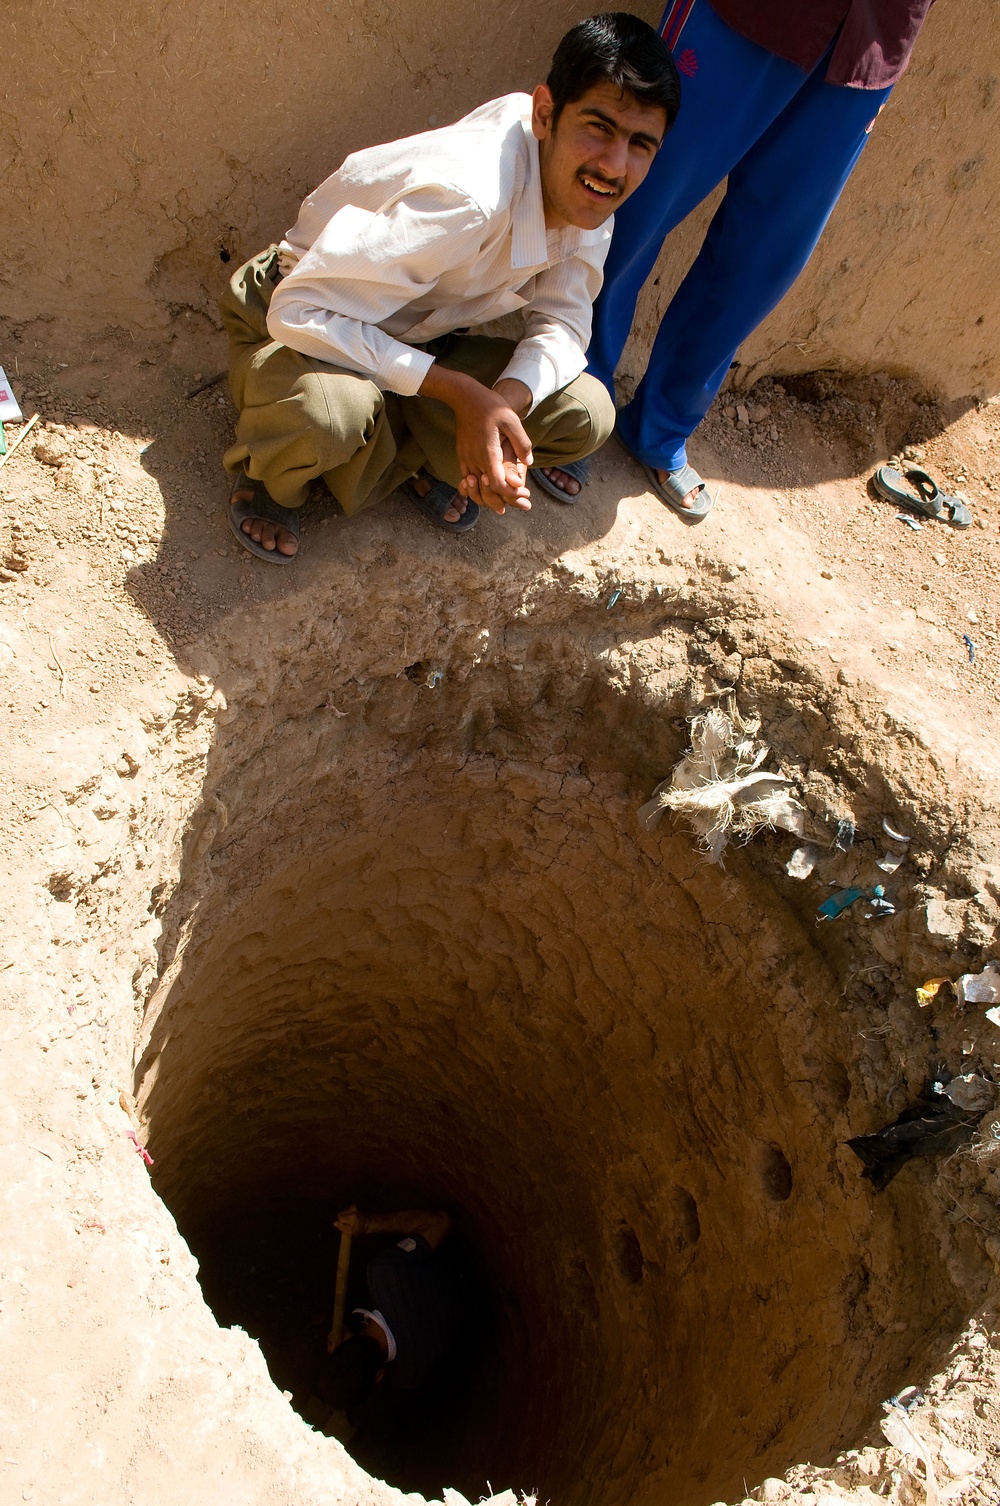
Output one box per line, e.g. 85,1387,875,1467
2,311,1000,1506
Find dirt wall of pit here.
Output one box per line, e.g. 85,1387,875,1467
3,0,998,399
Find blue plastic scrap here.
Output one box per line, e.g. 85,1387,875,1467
963,634,976,663
868,884,896,919
818,884,896,922
817,887,866,920
607,589,622,610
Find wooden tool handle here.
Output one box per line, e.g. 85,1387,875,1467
327,1230,352,1352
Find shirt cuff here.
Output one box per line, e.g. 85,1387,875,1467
375,342,435,397
495,347,558,414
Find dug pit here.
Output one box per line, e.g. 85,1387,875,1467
131,574,991,1506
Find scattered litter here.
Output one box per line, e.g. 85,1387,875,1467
818,887,866,920
786,844,822,880
637,694,804,864
957,961,1000,1006
877,851,905,873
0,410,40,473
847,1084,981,1189
916,978,950,1008
867,884,896,919
0,366,23,437
606,589,622,610
935,1073,996,1114
834,817,855,851
888,1386,925,1412
426,670,444,689
882,817,910,844
896,513,922,530
962,634,976,663
126,1130,154,1167
880,1404,937,1504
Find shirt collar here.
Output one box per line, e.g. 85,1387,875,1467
354,1307,397,1362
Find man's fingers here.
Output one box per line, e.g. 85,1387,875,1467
499,413,533,468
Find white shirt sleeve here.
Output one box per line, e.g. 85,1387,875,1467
266,187,488,396
497,244,606,411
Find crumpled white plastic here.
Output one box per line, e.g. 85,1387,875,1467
638,696,804,865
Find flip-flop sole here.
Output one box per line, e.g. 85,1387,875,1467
528,457,590,504
228,473,300,564
871,466,971,528
406,477,479,532
617,437,714,521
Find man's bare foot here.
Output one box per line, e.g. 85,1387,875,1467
411,473,470,524
539,465,582,498
654,468,698,510
231,476,298,557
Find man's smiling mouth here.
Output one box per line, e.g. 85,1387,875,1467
579,173,618,198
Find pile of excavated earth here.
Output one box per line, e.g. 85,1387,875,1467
2,313,1000,1506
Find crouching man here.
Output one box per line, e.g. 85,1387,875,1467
220,12,680,562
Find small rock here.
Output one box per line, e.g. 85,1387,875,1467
759,1481,791,1503
34,434,71,466
933,552,946,566
736,559,748,571
736,403,750,425
838,668,856,686
56,459,95,496
769,426,779,441
968,608,979,623
723,404,737,420
821,569,833,580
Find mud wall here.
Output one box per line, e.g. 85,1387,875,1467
3,0,998,398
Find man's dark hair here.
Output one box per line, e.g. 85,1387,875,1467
317,1334,385,1411
548,12,681,129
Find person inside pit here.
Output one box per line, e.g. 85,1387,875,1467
315,1205,479,1480
220,12,680,562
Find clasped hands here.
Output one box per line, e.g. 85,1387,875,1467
419,365,535,517
455,377,535,516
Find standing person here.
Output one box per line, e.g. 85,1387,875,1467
220,13,680,563
315,1206,477,1483
543,0,935,519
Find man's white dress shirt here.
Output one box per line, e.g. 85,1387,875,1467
267,94,612,413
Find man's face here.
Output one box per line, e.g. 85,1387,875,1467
532,81,667,231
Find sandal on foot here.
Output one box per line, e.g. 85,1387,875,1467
228,470,300,563
529,457,590,504
871,466,971,528
618,438,714,521
406,475,479,533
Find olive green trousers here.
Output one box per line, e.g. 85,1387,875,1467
220,247,616,514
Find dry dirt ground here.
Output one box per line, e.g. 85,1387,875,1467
2,309,1000,1506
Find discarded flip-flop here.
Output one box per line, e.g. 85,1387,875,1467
617,435,714,521
529,457,590,504
406,475,479,533
228,470,300,564
871,466,971,528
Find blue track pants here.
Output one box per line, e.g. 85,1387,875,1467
588,0,892,473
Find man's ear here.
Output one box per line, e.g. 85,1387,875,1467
531,83,557,142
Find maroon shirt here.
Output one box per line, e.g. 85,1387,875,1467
706,0,935,88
